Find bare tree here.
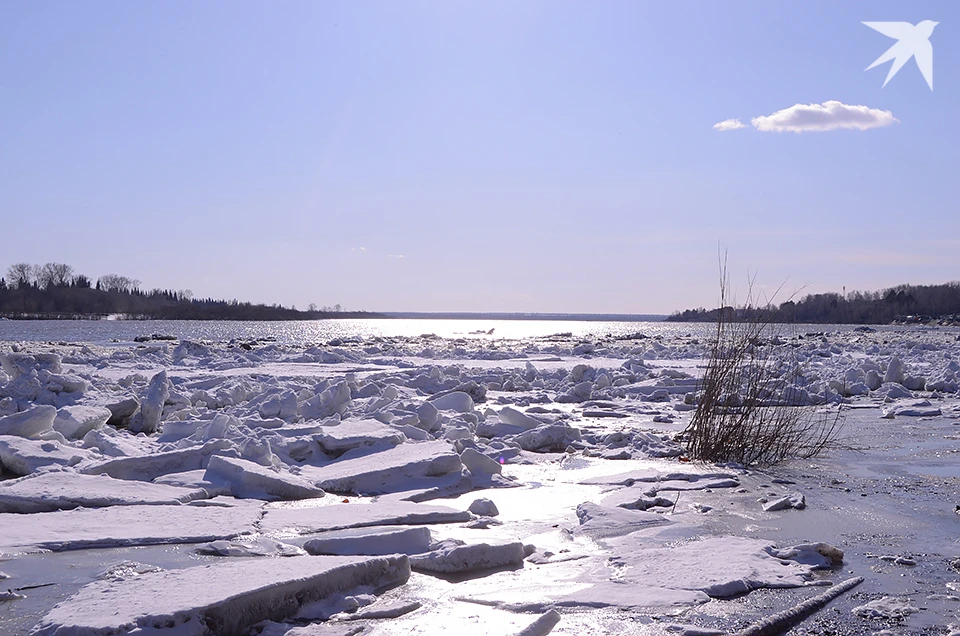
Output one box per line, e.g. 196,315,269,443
97,274,138,293
307,303,318,312
680,253,844,466
37,263,74,289
6,263,35,289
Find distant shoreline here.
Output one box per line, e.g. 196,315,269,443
0,312,668,323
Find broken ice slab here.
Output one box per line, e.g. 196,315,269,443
204,455,326,501
573,502,671,539
0,471,209,513
0,436,99,476
315,418,406,454
0,498,262,556
260,501,471,535
409,541,527,574
303,526,433,556
79,440,233,481
579,468,740,487
298,440,461,495
31,554,410,636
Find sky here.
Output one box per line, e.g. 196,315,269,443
1,1,958,315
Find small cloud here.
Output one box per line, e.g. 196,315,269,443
713,118,746,131
388,254,405,259
350,247,367,253
750,100,897,133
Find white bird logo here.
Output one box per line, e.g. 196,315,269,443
863,20,938,90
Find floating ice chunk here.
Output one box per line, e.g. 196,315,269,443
80,425,155,458
31,555,411,636
580,468,738,487
762,493,806,512
0,471,209,513
0,405,56,439
460,447,502,476
301,381,352,421
0,352,61,378
303,526,433,556
130,370,169,435
550,581,709,610
664,624,724,636
204,455,325,501
884,357,906,385
574,502,670,539
878,383,913,399
0,499,262,555
468,497,499,516
105,397,140,428
153,469,232,496
52,406,111,439
903,375,926,391
416,401,440,430
428,391,475,413
317,419,405,454
0,436,98,476
768,542,843,567
607,535,832,598
511,424,581,452
300,440,462,495
497,406,542,430
409,540,526,573
345,599,422,620
895,401,941,417
81,440,233,481
852,596,919,619
260,501,471,535
195,537,305,557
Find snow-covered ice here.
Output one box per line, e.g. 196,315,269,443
1,323,959,634
32,555,410,635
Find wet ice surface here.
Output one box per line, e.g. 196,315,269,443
1,325,960,635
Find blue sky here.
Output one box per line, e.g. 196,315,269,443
1,1,957,314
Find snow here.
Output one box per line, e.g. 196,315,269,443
32,555,411,636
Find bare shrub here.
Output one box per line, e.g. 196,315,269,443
681,256,844,466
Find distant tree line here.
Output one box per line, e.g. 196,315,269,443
667,282,960,325
0,262,377,321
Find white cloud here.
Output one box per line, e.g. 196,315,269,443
750,100,898,133
713,118,746,131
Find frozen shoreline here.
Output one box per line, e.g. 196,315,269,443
1,327,959,635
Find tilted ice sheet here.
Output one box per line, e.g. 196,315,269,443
0,498,262,555
260,501,471,535
32,554,411,636
0,471,210,513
